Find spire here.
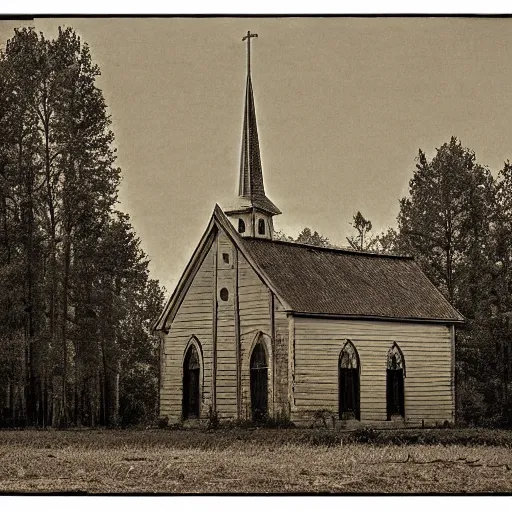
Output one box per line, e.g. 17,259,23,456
237,31,281,216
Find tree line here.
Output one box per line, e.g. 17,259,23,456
282,137,512,426
0,27,164,427
2,27,510,429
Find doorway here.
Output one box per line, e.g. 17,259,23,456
183,344,200,419
250,342,268,421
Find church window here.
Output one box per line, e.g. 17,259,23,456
386,344,405,419
220,287,229,301
238,219,246,234
258,218,265,235
183,344,201,419
222,252,230,264
339,341,360,420
250,342,268,421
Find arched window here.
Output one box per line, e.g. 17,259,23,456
386,344,405,420
183,344,201,419
250,342,268,421
339,341,360,420
258,218,266,235
238,219,246,234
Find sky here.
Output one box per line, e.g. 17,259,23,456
1,16,512,293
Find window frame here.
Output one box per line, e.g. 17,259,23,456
257,218,266,235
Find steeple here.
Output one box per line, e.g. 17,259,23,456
224,31,281,239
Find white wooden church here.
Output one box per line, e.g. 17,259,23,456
154,33,464,427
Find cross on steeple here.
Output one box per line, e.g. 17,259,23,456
242,31,258,76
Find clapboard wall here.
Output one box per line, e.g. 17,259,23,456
159,226,289,423
215,231,237,418
273,302,290,417
159,242,215,423
238,249,272,419
290,316,454,425
238,252,289,420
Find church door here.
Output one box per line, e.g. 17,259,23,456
339,342,360,420
386,345,405,420
183,345,200,419
250,343,268,422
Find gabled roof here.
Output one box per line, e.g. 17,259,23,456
153,205,290,332
239,238,464,323
154,206,463,332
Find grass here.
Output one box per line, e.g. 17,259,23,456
0,428,511,493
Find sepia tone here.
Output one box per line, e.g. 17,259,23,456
155,30,463,426
3,17,512,292
1,16,512,495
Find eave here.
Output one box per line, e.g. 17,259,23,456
152,214,217,332
289,311,466,325
152,204,292,333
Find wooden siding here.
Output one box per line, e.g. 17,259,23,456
160,244,215,423
274,301,289,416
160,223,284,423
292,317,454,425
216,231,237,418
159,223,453,427
238,251,275,419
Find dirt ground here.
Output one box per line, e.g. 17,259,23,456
0,428,511,493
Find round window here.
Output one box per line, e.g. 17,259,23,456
220,287,229,301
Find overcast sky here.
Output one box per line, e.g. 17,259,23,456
1,17,512,292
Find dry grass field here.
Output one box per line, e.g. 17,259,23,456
0,428,511,494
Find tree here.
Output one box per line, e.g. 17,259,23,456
346,211,377,251
295,227,330,247
118,277,165,425
272,229,294,243
487,160,512,424
374,227,402,255
398,137,494,306
0,26,164,427
396,136,499,425
274,227,331,248
0,27,46,425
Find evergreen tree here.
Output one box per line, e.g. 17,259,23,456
397,137,500,425
295,227,330,247
346,211,377,251
0,26,164,427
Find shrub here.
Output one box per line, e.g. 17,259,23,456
206,406,219,431
310,409,336,429
157,416,169,429
265,409,295,429
307,429,341,446
350,426,381,444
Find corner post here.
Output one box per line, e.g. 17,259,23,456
234,247,241,419
211,235,218,415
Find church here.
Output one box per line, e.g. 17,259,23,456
153,33,464,427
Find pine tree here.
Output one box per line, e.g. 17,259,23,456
346,211,377,251
0,26,164,426
396,137,498,425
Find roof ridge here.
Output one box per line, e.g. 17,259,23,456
246,237,414,260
